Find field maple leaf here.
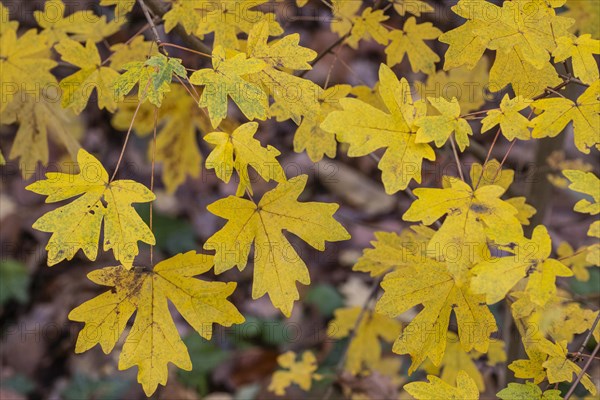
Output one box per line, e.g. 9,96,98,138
377,259,497,373
69,251,244,396
1,90,80,179
268,351,322,395
26,149,155,268
404,370,480,399
192,0,283,48
471,225,573,306
385,17,441,74
346,7,390,48
35,0,121,44
204,122,286,196
327,307,401,375
246,21,321,124
321,64,436,194
204,175,350,316
415,97,472,151
189,46,268,128
0,28,56,112
403,176,523,252
113,53,188,107
56,39,120,114
497,382,562,400
535,339,597,395
440,0,569,97
292,84,352,162
553,34,600,85
530,80,600,153
481,95,532,141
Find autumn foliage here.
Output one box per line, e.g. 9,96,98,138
0,0,599,398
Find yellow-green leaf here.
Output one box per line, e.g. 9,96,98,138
189,46,268,128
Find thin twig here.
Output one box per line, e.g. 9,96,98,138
149,106,158,267
298,33,350,78
137,0,164,50
110,100,144,182
449,135,465,181
564,340,600,400
159,42,212,58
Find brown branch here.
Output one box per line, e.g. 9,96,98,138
142,0,212,55
564,340,600,400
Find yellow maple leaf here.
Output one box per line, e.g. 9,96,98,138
554,34,600,84
346,7,390,49
508,346,548,384
321,64,435,194
471,225,573,306
404,176,523,251
330,0,361,39
204,122,286,196
415,97,472,151
204,175,350,316
440,0,568,97
557,242,594,281
163,0,203,34
327,307,401,375
481,95,532,141
26,149,155,268
69,251,244,396
193,0,282,49
489,47,562,98
469,160,536,225
0,28,56,112
404,370,479,399
189,46,268,128
292,84,352,162
536,339,597,395
268,351,322,395
531,80,600,153
376,260,496,373
385,17,441,74
563,169,600,215
56,39,120,114
246,20,321,124
35,0,121,44
1,89,81,178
